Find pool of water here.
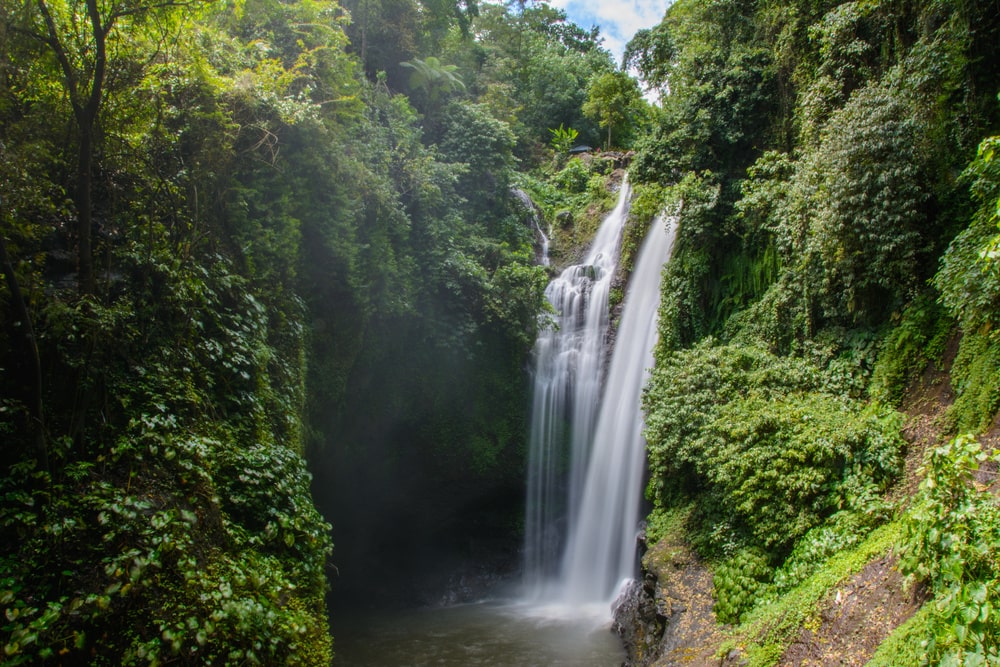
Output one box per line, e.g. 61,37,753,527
332,598,626,666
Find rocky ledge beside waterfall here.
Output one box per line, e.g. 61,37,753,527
612,528,730,666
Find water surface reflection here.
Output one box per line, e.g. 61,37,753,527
332,599,625,666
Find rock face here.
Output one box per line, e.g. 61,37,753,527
612,569,667,666
611,529,728,666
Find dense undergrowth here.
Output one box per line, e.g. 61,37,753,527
2,0,999,660
0,246,335,663
629,0,1000,661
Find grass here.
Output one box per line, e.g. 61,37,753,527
721,520,905,666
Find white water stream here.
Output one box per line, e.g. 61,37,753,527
333,189,676,666
523,179,677,616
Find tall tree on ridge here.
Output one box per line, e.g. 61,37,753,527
25,0,191,293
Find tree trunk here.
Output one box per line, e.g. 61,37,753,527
77,123,95,294
36,0,106,294
0,222,48,469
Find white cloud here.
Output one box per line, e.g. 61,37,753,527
550,0,670,63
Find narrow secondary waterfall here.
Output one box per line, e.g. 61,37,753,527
512,187,551,266
523,189,677,612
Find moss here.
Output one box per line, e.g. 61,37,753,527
729,521,903,667
947,327,1000,433
865,603,933,667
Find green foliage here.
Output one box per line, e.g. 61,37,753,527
0,247,332,664
713,547,773,624
631,0,1000,658
553,158,591,193
706,393,899,550
800,82,927,321
644,506,689,547
643,342,903,621
901,434,1000,665
654,172,722,350
935,133,1000,432
947,327,1000,434
401,56,466,105
644,342,902,548
623,21,675,93
870,294,954,406
548,123,579,154
733,521,903,667
716,512,875,624
437,100,516,217
582,69,645,149
514,159,621,267
618,182,669,279
462,2,613,159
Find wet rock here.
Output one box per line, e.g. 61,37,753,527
613,532,728,666
612,574,666,666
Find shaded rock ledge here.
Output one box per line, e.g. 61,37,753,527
612,528,727,666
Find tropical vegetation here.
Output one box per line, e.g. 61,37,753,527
1,0,998,662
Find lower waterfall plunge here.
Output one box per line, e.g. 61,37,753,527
523,181,677,615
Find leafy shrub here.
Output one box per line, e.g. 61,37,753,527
705,393,900,552
870,294,954,405
216,442,333,593
797,83,927,323
766,511,867,599
549,123,579,153
644,342,904,621
714,546,773,624
645,342,851,500
901,434,1000,665
553,158,591,193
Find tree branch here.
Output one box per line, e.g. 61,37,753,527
34,0,82,118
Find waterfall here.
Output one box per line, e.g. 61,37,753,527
523,177,631,593
558,212,677,603
511,187,551,266
523,184,677,612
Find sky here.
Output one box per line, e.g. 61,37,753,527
547,0,671,65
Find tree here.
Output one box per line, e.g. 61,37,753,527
24,0,194,293
623,22,675,93
581,69,642,148
401,55,466,102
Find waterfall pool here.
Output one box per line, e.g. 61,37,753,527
331,597,626,666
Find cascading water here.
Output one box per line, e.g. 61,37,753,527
558,212,677,604
523,177,632,594
523,181,677,614
512,187,551,267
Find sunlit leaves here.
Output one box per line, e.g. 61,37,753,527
401,55,465,102
581,69,643,149
901,435,1000,664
